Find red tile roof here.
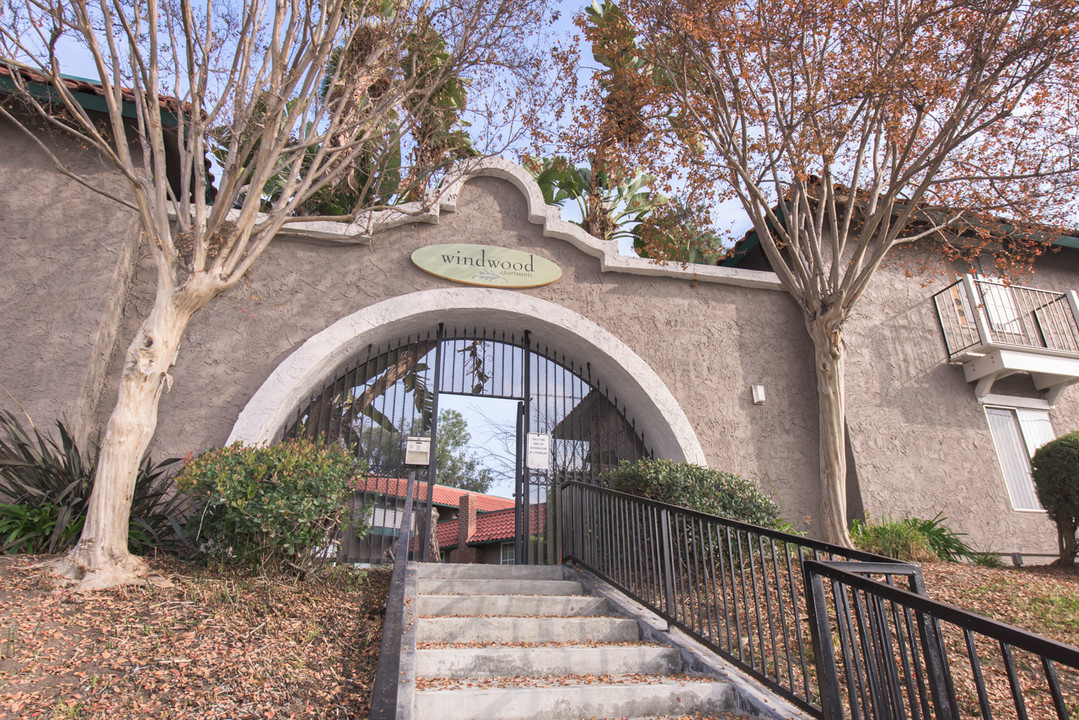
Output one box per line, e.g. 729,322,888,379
434,505,548,548
356,476,514,514
1,61,185,117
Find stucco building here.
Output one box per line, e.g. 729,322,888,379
2,90,1074,561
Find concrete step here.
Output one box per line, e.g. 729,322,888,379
417,577,585,596
416,644,683,679
418,594,608,617
414,563,566,581
416,615,641,644
413,677,736,720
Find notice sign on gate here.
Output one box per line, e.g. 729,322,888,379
525,433,551,471
405,436,431,466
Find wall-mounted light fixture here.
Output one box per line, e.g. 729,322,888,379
751,385,766,405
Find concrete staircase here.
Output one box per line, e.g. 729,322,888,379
410,563,746,720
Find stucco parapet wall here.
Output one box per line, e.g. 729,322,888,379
252,157,785,292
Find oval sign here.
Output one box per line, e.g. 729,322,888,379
411,244,562,288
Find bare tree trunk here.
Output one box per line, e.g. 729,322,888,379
807,314,853,548
1054,525,1077,566
427,500,441,562
49,277,219,590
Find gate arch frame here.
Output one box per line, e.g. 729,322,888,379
228,287,706,465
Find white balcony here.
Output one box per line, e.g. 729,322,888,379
933,275,1079,404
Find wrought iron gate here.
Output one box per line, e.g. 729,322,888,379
281,324,652,564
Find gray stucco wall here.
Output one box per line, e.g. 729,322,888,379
7,129,1075,556
115,175,822,533
844,246,1076,556
0,114,138,448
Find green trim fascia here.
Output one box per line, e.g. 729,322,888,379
0,73,178,127
720,222,1079,269
721,229,758,267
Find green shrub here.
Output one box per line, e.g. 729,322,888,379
177,439,362,572
0,503,84,554
906,512,978,562
851,518,939,562
972,551,1005,568
852,514,991,564
0,411,186,555
1031,432,1079,566
601,459,781,528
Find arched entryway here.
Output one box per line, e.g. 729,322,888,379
228,288,704,563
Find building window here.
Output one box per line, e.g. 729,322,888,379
500,542,514,565
368,506,404,532
985,406,1054,511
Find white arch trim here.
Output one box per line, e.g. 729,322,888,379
228,288,707,466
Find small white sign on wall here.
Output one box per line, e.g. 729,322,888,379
405,436,431,466
525,433,551,471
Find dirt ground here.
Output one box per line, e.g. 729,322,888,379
0,555,390,719
0,555,1076,720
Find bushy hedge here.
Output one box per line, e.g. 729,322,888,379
1031,432,1079,566
177,439,361,572
602,459,781,528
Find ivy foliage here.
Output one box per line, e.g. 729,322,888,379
602,459,780,528
177,439,363,573
1031,432,1079,566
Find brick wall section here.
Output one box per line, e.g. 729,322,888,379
450,494,480,564
450,546,483,564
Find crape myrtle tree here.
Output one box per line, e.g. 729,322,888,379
0,0,550,588
557,0,1079,545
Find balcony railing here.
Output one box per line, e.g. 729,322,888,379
933,275,1079,360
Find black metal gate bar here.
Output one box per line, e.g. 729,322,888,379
519,330,532,564
514,400,525,565
421,324,444,562
283,325,652,565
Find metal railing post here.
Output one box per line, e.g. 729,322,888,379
660,507,675,619
962,274,993,346
803,562,844,720
1066,290,1079,341
369,471,417,720
916,609,960,720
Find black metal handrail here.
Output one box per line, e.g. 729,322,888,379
803,559,1079,720
558,480,904,716
369,473,417,720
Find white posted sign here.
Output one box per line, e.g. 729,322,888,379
405,436,431,466
525,433,551,470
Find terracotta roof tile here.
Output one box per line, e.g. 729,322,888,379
1,61,185,116
356,476,514,513
434,505,548,549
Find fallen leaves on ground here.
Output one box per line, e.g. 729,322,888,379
901,561,1079,720
415,640,660,650
414,672,715,692
921,561,1079,646
0,555,389,719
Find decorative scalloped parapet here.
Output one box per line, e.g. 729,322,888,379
275,156,785,292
